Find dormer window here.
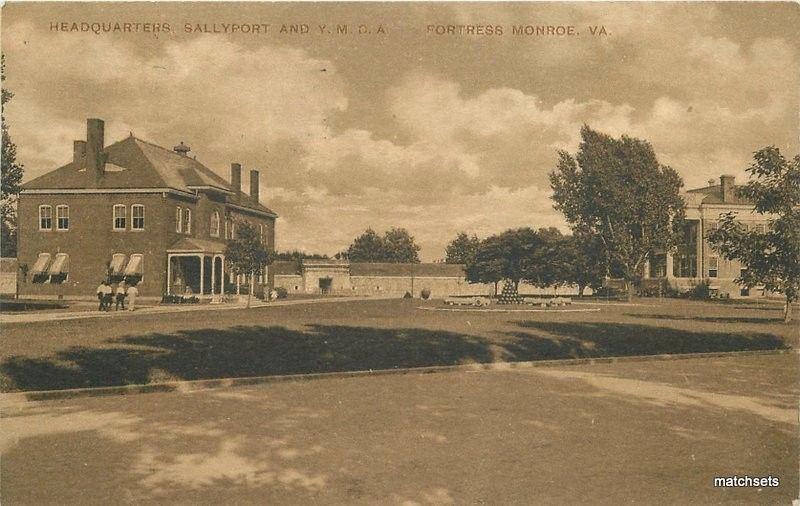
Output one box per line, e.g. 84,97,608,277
39,205,52,230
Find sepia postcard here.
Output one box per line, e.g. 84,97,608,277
1,1,798,504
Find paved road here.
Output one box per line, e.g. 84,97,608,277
2,353,797,505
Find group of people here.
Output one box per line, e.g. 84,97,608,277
96,280,139,311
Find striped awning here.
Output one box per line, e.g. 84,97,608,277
124,254,143,276
30,253,51,275
48,253,69,275
110,253,127,276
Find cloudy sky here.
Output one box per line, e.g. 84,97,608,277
3,2,798,259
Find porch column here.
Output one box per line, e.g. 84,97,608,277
199,254,205,295
695,219,704,278
211,255,216,295
167,254,173,295
221,256,225,296
666,253,674,279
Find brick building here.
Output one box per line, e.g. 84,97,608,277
17,118,277,300
645,175,774,297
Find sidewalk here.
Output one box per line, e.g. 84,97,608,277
0,296,379,324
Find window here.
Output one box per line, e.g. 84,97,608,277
176,207,183,233
708,257,718,278
230,221,236,239
39,205,52,230
132,205,145,230
210,211,220,237
56,205,69,230
113,205,126,230
48,253,70,283
259,224,264,245
185,208,192,234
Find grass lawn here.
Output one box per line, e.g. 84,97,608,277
1,298,797,392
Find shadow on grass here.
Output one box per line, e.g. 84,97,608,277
623,313,782,324
1,321,789,392
507,321,787,360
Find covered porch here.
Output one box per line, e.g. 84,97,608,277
167,238,227,299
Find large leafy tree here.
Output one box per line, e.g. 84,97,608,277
708,147,799,322
346,227,421,263
523,227,566,291
465,228,540,294
225,221,273,307
1,54,24,257
445,232,480,264
347,228,387,262
559,232,607,296
382,227,421,263
550,126,685,300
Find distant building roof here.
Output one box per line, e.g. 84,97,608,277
271,260,301,276
685,184,752,206
23,135,277,217
349,262,466,278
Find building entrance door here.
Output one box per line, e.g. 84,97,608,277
319,277,333,295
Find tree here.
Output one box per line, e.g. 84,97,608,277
550,125,686,300
445,232,480,264
465,228,540,294
1,54,24,257
346,228,387,262
707,147,800,322
523,227,566,292
559,232,607,296
224,221,273,307
346,227,421,263
382,227,421,263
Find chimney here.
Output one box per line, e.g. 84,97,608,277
73,140,86,167
250,169,260,203
720,174,735,203
86,118,105,185
231,163,242,193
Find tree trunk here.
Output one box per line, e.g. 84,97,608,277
626,280,635,302
578,284,585,297
784,299,792,323
494,281,498,297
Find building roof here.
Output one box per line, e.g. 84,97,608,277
167,237,228,254
23,135,277,217
349,262,466,278
271,260,301,276
685,184,752,205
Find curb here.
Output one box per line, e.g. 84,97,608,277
1,348,794,403
417,306,602,313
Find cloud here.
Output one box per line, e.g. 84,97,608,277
2,5,797,260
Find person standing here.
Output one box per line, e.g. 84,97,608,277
115,281,127,311
102,282,113,311
96,281,107,311
126,283,139,311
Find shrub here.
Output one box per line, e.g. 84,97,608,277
420,288,431,300
275,287,288,299
685,280,712,300
403,291,412,299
